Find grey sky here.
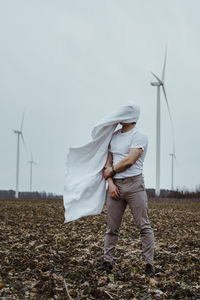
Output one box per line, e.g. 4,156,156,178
1,0,200,194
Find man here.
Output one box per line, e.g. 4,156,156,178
99,119,155,276
64,102,143,223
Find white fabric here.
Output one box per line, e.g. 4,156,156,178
109,126,148,179
63,102,140,223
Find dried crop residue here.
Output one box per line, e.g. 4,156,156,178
0,199,200,299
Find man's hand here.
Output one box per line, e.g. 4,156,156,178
103,166,113,180
108,181,120,200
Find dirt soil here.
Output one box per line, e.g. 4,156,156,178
0,199,200,299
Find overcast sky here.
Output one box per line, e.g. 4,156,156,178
1,0,200,194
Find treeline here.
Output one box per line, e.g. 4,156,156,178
0,188,200,200
0,190,62,200
147,188,200,199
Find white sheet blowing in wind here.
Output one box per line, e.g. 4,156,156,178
63,102,140,223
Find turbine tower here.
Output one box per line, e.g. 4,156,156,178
169,153,175,190
150,47,175,196
13,110,27,199
29,151,37,192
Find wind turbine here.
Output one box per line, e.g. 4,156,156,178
150,47,175,196
13,110,27,199
29,150,37,192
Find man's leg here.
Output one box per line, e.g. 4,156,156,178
127,188,155,264
104,191,127,263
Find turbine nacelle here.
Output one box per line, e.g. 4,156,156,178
150,72,163,85
169,152,176,161
29,160,37,165
29,150,38,165
13,129,22,134
150,82,162,87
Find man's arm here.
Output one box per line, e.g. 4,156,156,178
103,151,120,200
103,148,143,179
104,151,113,168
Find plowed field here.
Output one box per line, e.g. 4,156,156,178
0,199,199,299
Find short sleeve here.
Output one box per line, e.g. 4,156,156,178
130,132,148,151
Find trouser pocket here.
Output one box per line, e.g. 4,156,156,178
130,176,145,193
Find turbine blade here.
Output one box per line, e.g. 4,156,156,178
29,148,37,165
20,108,26,132
173,141,176,159
162,85,176,156
173,148,176,164
151,72,162,83
162,45,167,82
31,150,33,162
32,152,38,165
162,86,173,124
21,132,28,156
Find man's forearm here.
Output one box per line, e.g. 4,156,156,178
103,156,133,180
103,148,142,179
113,157,133,174
107,176,114,186
104,152,115,185
113,148,142,174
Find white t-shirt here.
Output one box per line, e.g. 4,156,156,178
109,126,148,178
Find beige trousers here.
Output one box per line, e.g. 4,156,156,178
104,173,155,264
